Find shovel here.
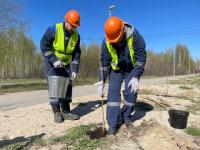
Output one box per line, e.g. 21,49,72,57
101,95,106,133
89,95,107,139
94,81,107,136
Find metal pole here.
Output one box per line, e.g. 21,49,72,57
174,48,176,76
108,5,115,17
109,10,111,18
166,55,168,96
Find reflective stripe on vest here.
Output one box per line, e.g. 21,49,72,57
52,23,78,65
106,35,136,70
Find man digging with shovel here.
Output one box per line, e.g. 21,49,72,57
97,16,147,135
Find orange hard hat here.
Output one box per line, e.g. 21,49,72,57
64,10,80,27
104,16,124,43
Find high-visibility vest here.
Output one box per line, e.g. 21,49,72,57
52,23,78,65
106,35,136,70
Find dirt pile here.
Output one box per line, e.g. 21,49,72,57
115,119,200,150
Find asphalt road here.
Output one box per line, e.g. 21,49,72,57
0,74,197,111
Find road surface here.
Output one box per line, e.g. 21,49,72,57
0,74,197,111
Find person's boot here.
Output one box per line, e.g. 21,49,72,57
125,120,133,129
60,101,80,120
119,111,125,126
107,127,118,136
51,104,64,123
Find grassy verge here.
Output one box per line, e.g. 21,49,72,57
139,89,154,95
2,79,46,84
185,127,200,136
73,78,98,86
0,78,98,94
179,85,193,90
141,75,160,79
1,135,46,150
169,75,200,87
1,124,111,150
49,124,110,149
0,83,48,94
186,100,200,115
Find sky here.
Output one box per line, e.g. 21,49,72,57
16,0,200,59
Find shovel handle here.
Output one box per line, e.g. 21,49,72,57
101,96,106,131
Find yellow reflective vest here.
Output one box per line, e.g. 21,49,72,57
52,23,78,65
106,35,136,70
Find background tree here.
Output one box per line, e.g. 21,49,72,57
0,0,198,80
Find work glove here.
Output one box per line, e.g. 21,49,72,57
95,81,105,98
128,77,139,94
53,60,64,68
71,72,77,80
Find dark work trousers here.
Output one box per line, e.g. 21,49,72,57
107,70,137,129
44,58,72,112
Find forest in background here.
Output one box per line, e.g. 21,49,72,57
0,0,199,80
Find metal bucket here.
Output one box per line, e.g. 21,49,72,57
48,76,69,98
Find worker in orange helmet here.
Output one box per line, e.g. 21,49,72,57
97,16,147,135
40,10,81,123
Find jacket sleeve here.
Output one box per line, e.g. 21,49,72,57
130,29,147,78
99,39,112,83
40,25,58,64
71,34,81,73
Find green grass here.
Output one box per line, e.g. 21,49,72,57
169,80,183,85
0,78,98,94
141,75,160,79
73,77,98,86
2,79,46,84
169,75,200,87
139,89,154,95
49,124,111,150
179,85,193,90
0,83,48,94
187,76,200,87
185,127,200,136
2,124,111,150
1,135,46,150
4,143,22,150
186,102,200,115
165,95,200,114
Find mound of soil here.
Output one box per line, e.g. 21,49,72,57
116,119,200,150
